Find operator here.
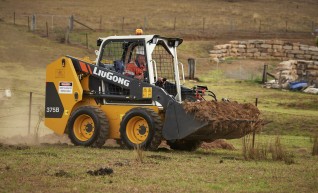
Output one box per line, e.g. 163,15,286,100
124,46,147,80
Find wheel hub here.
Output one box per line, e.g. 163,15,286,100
139,125,146,135
85,123,93,133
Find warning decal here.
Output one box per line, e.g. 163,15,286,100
59,82,73,94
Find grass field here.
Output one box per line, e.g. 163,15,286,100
0,0,318,192
1,135,317,193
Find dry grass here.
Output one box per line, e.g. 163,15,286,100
1,0,317,39
33,106,44,144
0,136,317,193
242,135,295,164
242,134,268,161
134,144,144,163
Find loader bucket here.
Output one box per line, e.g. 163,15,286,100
162,100,262,141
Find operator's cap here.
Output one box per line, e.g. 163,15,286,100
136,46,145,55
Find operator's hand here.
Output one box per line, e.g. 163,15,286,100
155,77,166,87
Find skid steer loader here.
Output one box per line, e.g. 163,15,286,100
45,31,261,151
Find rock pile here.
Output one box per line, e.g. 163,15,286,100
264,60,318,89
209,40,318,61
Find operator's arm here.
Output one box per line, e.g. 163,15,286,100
125,63,144,80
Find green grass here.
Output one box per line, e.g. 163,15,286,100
1,135,317,193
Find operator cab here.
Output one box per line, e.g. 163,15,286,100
94,33,185,103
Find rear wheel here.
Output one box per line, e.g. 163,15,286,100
120,108,162,150
67,106,109,147
167,139,202,151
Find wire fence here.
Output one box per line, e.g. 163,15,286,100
9,12,318,46
0,89,47,137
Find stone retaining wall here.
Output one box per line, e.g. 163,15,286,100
209,40,318,61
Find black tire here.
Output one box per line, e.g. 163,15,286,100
120,108,162,151
67,106,109,147
167,139,202,151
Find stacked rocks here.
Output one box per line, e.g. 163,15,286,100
275,60,318,84
209,40,318,61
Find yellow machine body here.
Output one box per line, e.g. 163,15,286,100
45,57,83,134
45,57,159,139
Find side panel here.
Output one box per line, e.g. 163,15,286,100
45,57,83,134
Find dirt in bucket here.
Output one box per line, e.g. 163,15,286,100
183,100,263,139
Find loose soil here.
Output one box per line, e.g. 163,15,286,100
87,167,114,176
183,100,262,139
201,139,235,150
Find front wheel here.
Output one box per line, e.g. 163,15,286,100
120,108,162,150
67,106,109,147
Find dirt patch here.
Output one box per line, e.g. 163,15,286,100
183,100,262,139
201,139,235,150
113,159,131,167
54,170,71,177
87,167,114,176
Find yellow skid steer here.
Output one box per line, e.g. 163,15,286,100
45,32,261,151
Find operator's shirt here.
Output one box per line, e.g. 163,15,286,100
124,62,145,80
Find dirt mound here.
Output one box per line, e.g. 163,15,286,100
87,167,113,176
201,139,235,150
183,100,262,139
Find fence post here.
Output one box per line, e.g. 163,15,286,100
202,17,205,32
28,92,33,136
51,15,54,30
262,64,268,83
285,20,288,32
27,16,30,31
173,17,176,30
144,17,147,31
99,16,102,30
86,33,88,49
188,58,196,80
69,15,74,31
278,70,282,87
252,98,258,148
31,14,36,31
46,21,49,37
65,27,70,44
13,12,15,25
122,17,125,31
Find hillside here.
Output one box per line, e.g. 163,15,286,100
0,22,95,136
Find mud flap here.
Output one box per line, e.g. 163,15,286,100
162,101,208,140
